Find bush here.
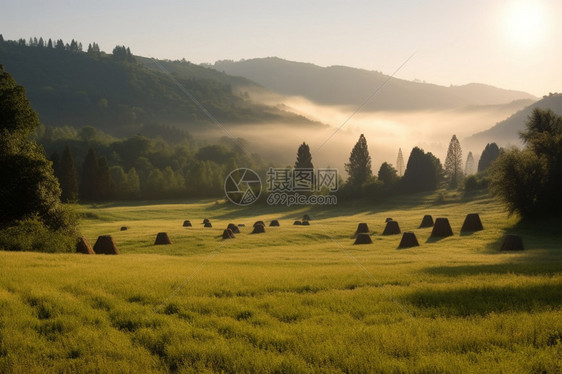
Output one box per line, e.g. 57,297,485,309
489,148,547,218
0,216,77,252
463,175,489,192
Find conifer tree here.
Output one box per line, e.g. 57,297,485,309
294,142,313,169
465,152,475,176
478,143,500,172
396,148,405,177
345,134,372,186
444,134,463,188
80,148,99,200
97,156,114,200
59,145,79,202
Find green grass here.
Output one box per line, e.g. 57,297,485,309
1,191,561,373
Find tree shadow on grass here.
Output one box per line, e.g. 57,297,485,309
404,283,562,317
205,190,457,221
481,214,562,254
422,262,562,277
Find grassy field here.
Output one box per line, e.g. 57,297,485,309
1,191,561,373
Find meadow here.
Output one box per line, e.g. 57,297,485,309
1,191,561,373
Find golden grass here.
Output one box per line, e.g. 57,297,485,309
1,191,561,373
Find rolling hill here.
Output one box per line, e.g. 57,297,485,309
212,57,537,111
0,40,321,137
467,93,562,146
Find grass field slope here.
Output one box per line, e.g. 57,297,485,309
1,192,561,373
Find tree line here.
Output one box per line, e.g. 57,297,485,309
290,133,502,201
41,126,268,201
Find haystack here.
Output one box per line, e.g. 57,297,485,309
120,226,128,231
398,232,419,248
76,236,94,254
419,215,434,228
354,233,372,245
93,235,119,255
252,223,265,234
270,220,280,227
154,232,172,245
227,223,240,234
385,217,393,223
500,234,524,251
203,218,210,224
303,214,311,221
461,213,483,232
430,218,453,238
222,229,235,239
183,220,192,227
293,220,302,225
355,223,370,235
253,221,265,227
204,222,212,228
301,220,310,226
382,220,401,235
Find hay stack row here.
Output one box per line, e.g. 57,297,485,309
352,213,522,251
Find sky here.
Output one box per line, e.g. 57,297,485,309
1,0,561,96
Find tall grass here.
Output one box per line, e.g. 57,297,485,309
1,192,561,373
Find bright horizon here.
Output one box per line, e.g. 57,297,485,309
1,0,561,97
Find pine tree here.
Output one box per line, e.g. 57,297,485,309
59,145,79,202
444,134,463,188
0,65,76,236
80,148,99,200
465,152,475,176
345,134,372,186
47,38,53,48
294,142,313,169
97,157,114,200
0,34,4,43
478,143,500,172
396,148,405,177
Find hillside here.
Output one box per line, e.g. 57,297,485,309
468,93,562,145
213,57,536,111
0,40,320,137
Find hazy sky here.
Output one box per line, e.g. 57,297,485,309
1,0,561,96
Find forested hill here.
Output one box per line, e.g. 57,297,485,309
0,38,320,137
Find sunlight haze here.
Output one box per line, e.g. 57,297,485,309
1,0,560,96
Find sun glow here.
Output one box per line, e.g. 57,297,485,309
502,1,547,48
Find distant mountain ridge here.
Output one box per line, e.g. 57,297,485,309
0,40,320,137
213,57,537,111
468,93,562,145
